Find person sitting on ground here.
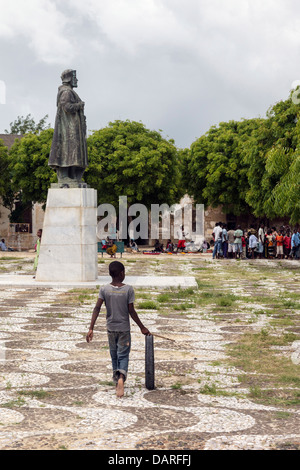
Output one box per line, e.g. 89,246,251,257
86,261,150,398
129,239,139,252
177,225,188,252
154,240,163,252
0,239,7,251
202,240,208,253
166,239,174,252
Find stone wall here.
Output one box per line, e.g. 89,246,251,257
0,202,45,251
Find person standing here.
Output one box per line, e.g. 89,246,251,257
234,225,243,259
212,223,223,259
275,230,284,259
291,229,300,259
222,224,228,259
257,224,265,259
248,232,258,259
86,261,150,398
33,229,43,273
227,227,235,258
283,230,292,259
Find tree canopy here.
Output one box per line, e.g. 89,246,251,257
183,90,300,224
2,99,299,225
85,120,183,209
7,129,56,207
182,119,257,215
5,114,51,135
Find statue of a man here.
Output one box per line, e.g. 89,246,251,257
49,69,88,186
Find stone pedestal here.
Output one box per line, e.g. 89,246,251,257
36,188,98,282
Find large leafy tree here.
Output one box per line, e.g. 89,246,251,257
183,120,256,215
243,92,300,223
7,129,56,207
184,90,300,224
85,120,183,208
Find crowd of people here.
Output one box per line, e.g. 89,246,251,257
211,222,300,260
98,222,300,261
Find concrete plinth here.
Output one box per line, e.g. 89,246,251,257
36,188,98,282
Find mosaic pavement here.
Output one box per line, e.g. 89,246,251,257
0,254,299,450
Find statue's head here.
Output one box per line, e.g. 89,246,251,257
61,69,78,88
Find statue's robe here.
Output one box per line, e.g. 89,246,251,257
49,85,88,170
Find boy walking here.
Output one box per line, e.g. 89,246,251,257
86,261,150,398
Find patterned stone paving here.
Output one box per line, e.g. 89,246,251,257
0,255,299,450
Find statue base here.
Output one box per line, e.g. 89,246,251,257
36,188,98,282
51,182,89,189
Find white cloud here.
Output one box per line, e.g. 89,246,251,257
1,0,300,146
0,0,74,64
66,0,197,55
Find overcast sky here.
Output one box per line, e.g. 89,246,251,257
1,0,300,149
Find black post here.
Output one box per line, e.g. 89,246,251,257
145,335,155,390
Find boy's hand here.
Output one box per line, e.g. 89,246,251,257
86,329,94,343
141,327,151,336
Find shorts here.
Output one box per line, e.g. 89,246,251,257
177,240,185,248
257,242,264,253
235,243,242,253
228,243,235,253
277,245,283,255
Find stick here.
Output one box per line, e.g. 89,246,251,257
151,333,176,343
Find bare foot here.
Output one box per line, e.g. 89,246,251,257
116,375,124,398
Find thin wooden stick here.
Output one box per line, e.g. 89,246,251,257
151,333,176,342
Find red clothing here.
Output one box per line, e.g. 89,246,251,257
276,235,284,246
283,236,291,249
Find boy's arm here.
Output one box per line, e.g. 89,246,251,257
86,298,104,342
128,303,151,336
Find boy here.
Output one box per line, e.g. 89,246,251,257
275,230,284,259
86,261,150,398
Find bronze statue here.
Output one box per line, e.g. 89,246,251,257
49,70,88,187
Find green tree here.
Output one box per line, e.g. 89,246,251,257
244,92,300,223
0,139,12,207
185,90,300,224
85,120,183,208
8,129,56,207
5,114,51,135
183,120,254,215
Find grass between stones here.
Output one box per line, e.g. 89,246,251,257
1,254,299,410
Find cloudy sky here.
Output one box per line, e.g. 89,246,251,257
1,0,300,148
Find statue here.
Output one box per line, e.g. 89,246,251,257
49,69,88,187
